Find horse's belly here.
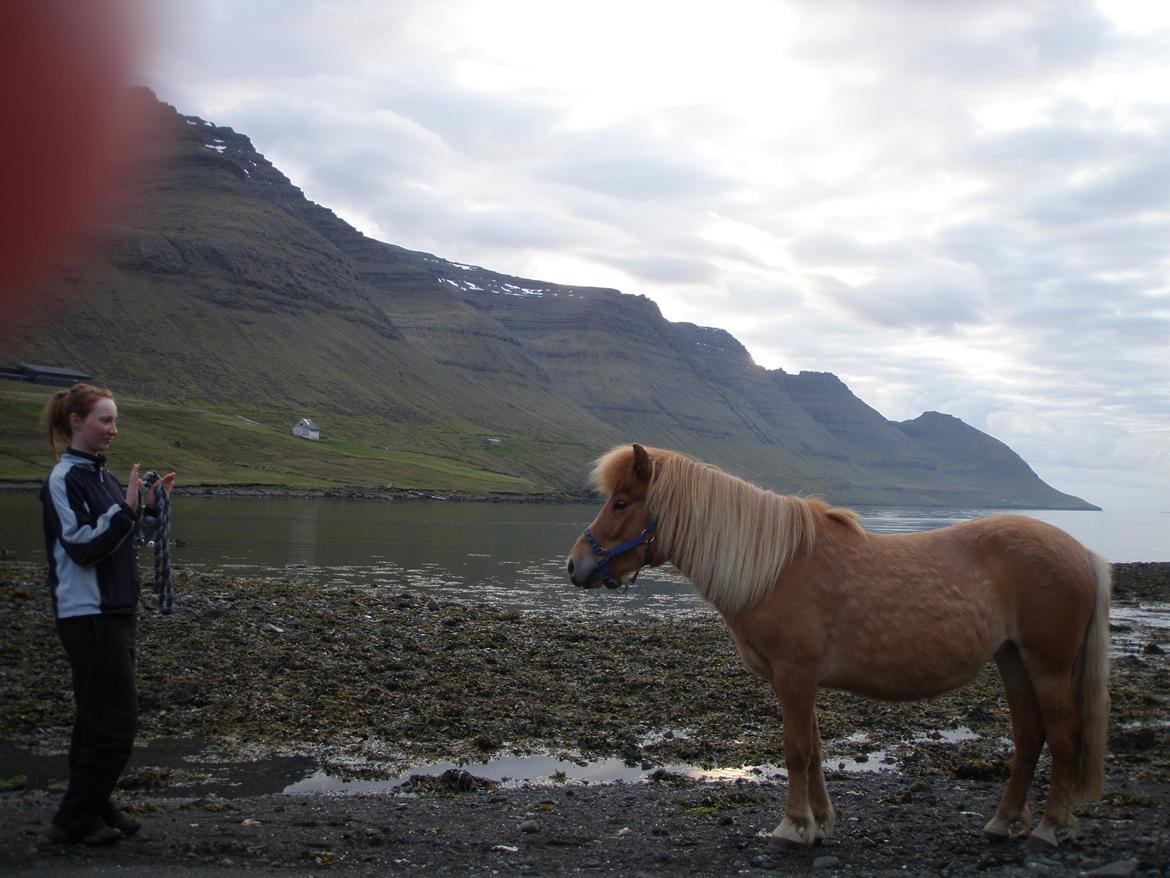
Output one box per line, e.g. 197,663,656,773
814,571,1006,700
826,659,987,701
821,626,997,701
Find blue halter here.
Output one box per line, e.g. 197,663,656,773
582,512,656,589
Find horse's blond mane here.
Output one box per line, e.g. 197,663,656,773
592,445,864,616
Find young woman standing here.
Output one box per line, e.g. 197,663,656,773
39,384,175,845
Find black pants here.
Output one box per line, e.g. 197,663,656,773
53,614,137,836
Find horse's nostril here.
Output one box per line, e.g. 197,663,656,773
566,558,575,577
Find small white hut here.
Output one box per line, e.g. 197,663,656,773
292,418,320,441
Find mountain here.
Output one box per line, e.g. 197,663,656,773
0,89,1094,508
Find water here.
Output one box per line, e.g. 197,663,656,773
283,727,983,795
1,494,1165,616
857,506,1169,562
0,494,705,616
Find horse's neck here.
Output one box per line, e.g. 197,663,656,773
658,490,815,617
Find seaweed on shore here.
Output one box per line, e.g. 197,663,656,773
0,564,1166,784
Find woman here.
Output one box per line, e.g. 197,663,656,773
39,384,175,845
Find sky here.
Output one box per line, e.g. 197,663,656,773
135,0,1169,511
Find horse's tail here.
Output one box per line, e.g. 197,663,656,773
1071,551,1111,801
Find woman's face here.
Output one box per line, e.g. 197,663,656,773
70,397,118,456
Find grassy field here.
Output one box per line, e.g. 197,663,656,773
0,383,564,494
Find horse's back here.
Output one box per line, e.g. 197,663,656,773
871,514,1099,670
743,512,1099,700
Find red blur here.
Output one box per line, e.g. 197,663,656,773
0,1,153,325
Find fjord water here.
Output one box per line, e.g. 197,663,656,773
0,494,1165,616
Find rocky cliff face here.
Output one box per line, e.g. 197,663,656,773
2,89,1094,507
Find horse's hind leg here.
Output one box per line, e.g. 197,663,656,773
983,644,1042,841
1025,665,1082,849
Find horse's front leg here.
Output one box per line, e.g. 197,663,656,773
770,677,823,847
809,712,835,838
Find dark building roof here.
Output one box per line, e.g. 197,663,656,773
2,363,93,386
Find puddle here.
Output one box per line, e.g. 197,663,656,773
280,729,990,796
1110,603,1170,655
1112,604,1169,630
286,754,654,794
0,738,316,799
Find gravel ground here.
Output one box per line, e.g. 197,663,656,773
0,561,1167,877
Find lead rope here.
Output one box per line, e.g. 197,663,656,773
136,470,174,614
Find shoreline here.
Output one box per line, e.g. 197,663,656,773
1,564,1166,875
0,481,591,504
0,480,1111,510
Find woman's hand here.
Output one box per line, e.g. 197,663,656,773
125,463,141,508
146,472,177,508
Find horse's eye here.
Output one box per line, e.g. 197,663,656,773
613,499,629,511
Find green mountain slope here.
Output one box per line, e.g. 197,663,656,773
0,89,1094,508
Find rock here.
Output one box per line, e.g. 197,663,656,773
475,734,500,751
518,819,540,833
1086,859,1138,878
1110,727,1159,752
406,768,497,793
1023,851,1062,869
814,855,840,868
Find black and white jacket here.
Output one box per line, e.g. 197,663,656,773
40,450,142,618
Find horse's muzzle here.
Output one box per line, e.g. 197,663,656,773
566,554,603,589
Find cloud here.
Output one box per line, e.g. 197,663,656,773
821,257,993,331
590,253,720,286
138,0,1170,510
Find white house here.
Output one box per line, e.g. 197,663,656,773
292,418,320,441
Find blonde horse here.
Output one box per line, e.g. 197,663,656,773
565,444,1111,850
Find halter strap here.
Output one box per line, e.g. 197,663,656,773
582,512,656,589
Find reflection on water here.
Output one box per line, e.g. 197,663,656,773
169,497,709,617
284,727,995,795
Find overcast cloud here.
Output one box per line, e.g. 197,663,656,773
140,0,1170,510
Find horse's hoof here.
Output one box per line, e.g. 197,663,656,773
768,821,815,850
982,830,1010,845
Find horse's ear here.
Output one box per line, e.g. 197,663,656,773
631,444,652,483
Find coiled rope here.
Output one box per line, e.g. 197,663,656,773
135,470,174,614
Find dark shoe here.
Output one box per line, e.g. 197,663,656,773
48,816,122,845
81,824,122,846
80,824,122,846
100,803,141,837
